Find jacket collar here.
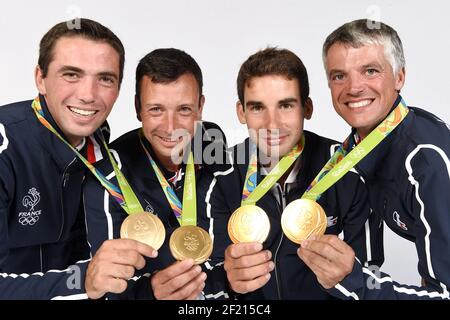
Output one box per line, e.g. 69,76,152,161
355,95,413,178
29,94,108,169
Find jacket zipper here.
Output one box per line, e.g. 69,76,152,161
57,157,77,240
273,184,285,300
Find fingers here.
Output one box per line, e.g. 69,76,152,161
152,259,195,285
97,239,157,270
85,238,158,299
226,249,272,270
228,260,274,282
297,235,355,289
224,243,273,294
167,272,207,300
152,261,208,300
231,273,272,294
226,242,263,259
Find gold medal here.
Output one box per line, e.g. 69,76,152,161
169,225,213,264
281,199,327,244
120,211,166,250
228,205,270,244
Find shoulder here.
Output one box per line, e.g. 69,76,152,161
304,130,341,158
399,107,450,172
110,128,141,154
0,99,36,158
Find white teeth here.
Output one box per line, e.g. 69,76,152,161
160,137,177,142
348,100,372,108
69,107,96,116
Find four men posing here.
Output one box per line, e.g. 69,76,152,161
0,17,448,300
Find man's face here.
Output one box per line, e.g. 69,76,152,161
325,43,405,139
138,73,204,169
35,36,120,146
237,75,312,160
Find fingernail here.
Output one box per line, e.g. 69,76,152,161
254,242,263,251
265,273,271,280
151,250,158,258
301,240,309,248
310,235,317,241
195,266,202,274
200,272,207,280
268,261,275,270
267,250,272,260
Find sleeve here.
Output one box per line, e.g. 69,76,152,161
201,174,232,300
0,157,89,299
83,155,154,300
340,173,384,268
327,147,450,300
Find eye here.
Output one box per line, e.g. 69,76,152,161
249,105,264,113
179,106,193,116
62,72,79,82
148,106,162,115
366,68,379,76
280,103,294,110
99,75,116,86
331,73,345,81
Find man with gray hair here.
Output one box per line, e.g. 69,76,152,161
298,19,450,299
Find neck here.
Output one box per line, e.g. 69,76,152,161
68,136,83,148
158,154,179,172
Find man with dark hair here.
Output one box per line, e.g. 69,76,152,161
209,47,382,299
0,18,133,299
299,19,450,300
84,48,228,300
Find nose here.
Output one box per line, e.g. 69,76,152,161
347,73,365,96
164,110,177,134
266,107,281,132
77,77,96,104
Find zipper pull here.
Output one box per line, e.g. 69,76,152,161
63,173,70,187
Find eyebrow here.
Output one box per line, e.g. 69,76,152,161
58,65,118,80
362,63,384,70
278,98,298,104
246,100,264,107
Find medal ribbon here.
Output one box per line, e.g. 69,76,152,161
31,97,144,214
138,130,196,226
241,134,305,206
302,98,409,201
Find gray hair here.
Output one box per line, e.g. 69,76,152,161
322,19,405,75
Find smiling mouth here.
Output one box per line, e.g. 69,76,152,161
68,106,98,117
158,136,180,143
346,99,374,109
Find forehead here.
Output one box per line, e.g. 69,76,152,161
245,75,300,96
326,43,389,67
139,73,200,100
49,36,120,70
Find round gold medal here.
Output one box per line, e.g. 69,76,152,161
169,225,213,264
120,211,166,250
281,199,327,244
227,205,270,244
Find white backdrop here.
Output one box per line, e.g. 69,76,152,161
1,0,449,287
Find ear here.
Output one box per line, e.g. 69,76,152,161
197,95,205,120
303,97,313,120
35,66,46,95
236,100,246,124
134,95,142,122
395,67,406,91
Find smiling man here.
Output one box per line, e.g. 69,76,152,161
208,47,382,299
0,19,126,299
83,48,228,300
298,19,450,300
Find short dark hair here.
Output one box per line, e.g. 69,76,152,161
135,48,203,114
237,47,310,105
38,18,125,85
